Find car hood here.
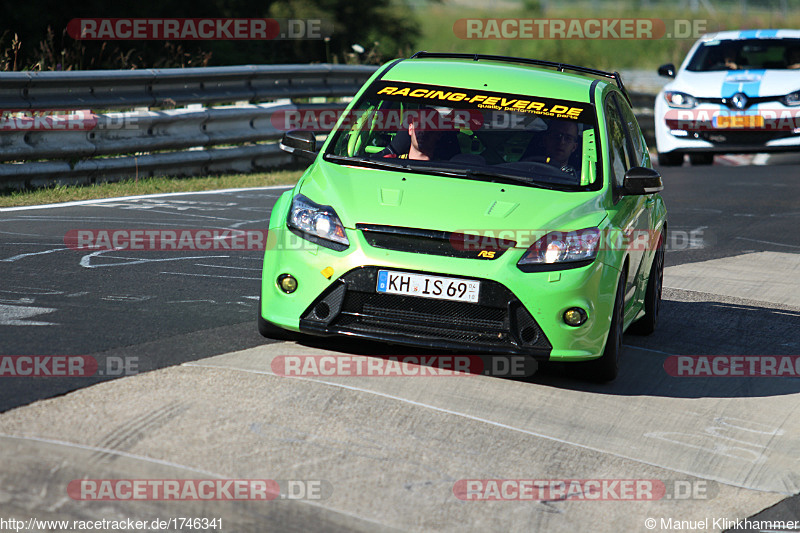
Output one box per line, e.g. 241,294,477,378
298,160,607,245
667,69,800,98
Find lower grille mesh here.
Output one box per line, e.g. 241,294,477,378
301,267,551,353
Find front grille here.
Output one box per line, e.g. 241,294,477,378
357,224,515,260
693,130,796,145
696,96,780,109
341,292,508,344
299,267,551,355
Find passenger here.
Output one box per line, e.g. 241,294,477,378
786,47,800,69
541,120,580,173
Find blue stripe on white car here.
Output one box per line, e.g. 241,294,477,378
721,69,765,99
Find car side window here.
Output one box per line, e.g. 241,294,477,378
603,95,629,189
614,93,646,167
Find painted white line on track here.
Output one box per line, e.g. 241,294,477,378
0,185,293,213
182,359,750,491
621,344,676,356
161,271,261,280
193,264,262,271
736,237,800,249
0,247,72,262
0,432,400,530
0,433,222,477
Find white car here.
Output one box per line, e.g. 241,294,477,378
655,29,800,166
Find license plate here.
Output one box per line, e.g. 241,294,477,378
376,270,480,303
712,114,765,129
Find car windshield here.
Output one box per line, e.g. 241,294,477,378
324,80,599,191
686,38,800,71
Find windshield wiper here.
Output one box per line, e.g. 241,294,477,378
324,154,567,189
324,154,468,178
464,169,560,190
324,154,411,171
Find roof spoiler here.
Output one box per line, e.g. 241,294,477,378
409,51,631,105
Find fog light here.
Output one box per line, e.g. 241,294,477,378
563,307,587,327
278,274,298,293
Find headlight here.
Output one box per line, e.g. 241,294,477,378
783,91,800,107
664,91,698,109
517,228,600,271
287,194,349,250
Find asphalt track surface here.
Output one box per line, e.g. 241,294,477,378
0,160,799,532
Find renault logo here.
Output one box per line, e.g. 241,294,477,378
731,92,748,110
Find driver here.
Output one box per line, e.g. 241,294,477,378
541,120,579,175
407,114,442,160
382,108,442,160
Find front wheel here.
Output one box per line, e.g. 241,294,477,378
657,151,683,166
575,273,625,382
629,234,664,335
689,152,714,165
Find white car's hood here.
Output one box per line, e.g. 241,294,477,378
666,70,800,98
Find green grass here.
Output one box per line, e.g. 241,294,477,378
0,170,302,208
414,3,800,70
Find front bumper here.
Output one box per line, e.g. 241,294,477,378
260,226,621,362
654,99,800,154
299,266,553,356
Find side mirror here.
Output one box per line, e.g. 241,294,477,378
279,130,317,160
657,63,676,78
623,167,663,195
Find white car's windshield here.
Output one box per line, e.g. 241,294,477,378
686,38,800,71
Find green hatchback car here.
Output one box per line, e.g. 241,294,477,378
260,52,667,381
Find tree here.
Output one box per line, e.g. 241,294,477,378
0,0,421,70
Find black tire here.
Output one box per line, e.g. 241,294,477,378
629,234,665,336
575,273,625,382
257,295,296,341
688,152,714,165
657,151,683,166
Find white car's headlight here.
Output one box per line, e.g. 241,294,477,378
664,91,698,109
517,228,600,271
287,194,349,249
783,91,800,107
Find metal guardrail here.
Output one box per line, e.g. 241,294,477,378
0,103,295,162
630,92,656,139
0,63,657,189
0,64,378,110
0,64,378,189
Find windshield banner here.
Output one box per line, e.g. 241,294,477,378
369,81,593,122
